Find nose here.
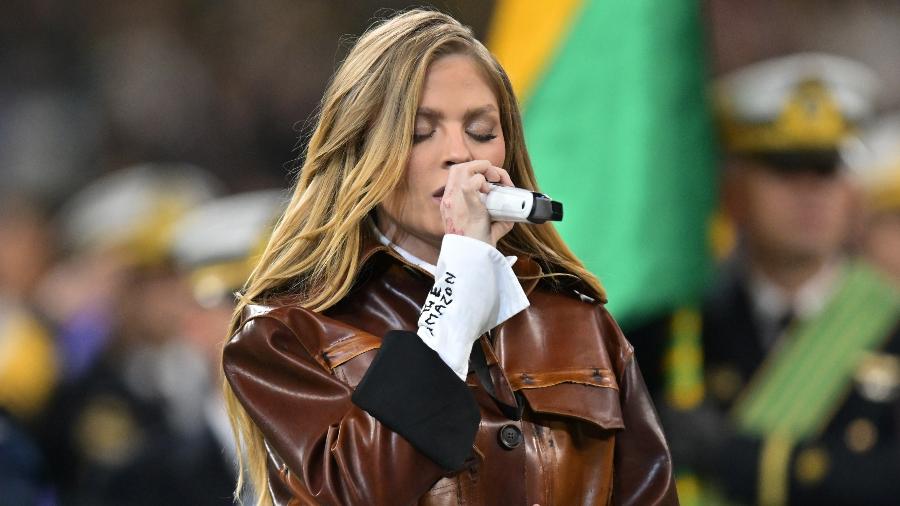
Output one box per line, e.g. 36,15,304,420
442,127,474,168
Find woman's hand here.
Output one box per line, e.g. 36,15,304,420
440,160,515,247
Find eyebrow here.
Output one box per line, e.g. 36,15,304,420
416,104,498,123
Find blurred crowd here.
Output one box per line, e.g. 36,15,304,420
1,160,288,505
2,1,900,506
0,1,408,504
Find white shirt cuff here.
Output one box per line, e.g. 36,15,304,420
416,234,530,380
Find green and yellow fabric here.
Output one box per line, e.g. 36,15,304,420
488,4,717,503
730,262,900,505
733,263,900,439
488,0,717,328
664,307,705,412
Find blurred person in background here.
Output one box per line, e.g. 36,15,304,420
222,9,676,506
34,163,221,505
0,195,58,426
35,164,219,384
843,112,900,288
166,189,286,505
664,53,900,505
0,195,57,505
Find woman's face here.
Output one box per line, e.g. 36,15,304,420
377,53,506,263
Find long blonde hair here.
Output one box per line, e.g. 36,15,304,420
224,8,604,505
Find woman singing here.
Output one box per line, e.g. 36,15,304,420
223,9,677,506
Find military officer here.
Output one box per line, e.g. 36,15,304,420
166,188,287,505
0,196,58,426
634,53,900,505
35,163,222,505
676,53,900,506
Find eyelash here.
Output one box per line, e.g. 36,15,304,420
470,132,498,142
412,132,432,144
411,131,498,144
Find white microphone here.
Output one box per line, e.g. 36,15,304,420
482,184,563,223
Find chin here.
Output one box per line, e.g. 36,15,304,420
421,218,445,240
425,227,445,244
781,246,830,264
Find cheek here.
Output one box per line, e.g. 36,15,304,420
481,138,506,168
740,182,779,224
379,151,438,226
750,180,795,217
379,189,405,220
825,185,854,219
404,146,439,195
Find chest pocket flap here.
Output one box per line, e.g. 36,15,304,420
511,367,625,430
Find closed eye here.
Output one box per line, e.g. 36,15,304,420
412,130,435,144
468,132,497,142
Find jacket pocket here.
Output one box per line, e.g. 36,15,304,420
321,332,381,388
511,368,624,430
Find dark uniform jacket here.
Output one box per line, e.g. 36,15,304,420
37,352,237,506
223,234,678,505
700,261,900,505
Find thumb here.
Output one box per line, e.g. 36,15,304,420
490,220,515,246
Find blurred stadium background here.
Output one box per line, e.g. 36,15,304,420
2,1,900,505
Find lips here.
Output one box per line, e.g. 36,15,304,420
432,186,445,198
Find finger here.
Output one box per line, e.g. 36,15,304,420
449,159,492,177
463,173,488,194
452,163,507,188
491,220,514,234
481,165,506,185
450,160,510,184
490,220,515,243
494,167,514,187
446,160,489,191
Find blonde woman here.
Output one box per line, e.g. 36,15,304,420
223,9,676,506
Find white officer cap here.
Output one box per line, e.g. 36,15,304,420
842,112,900,212
170,189,288,307
715,52,882,158
59,163,222,265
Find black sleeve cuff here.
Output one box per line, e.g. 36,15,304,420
351,330,480,471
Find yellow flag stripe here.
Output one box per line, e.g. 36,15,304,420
487,0,585,102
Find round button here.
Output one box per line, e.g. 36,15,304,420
498,424,523,450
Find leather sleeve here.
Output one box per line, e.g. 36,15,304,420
612,356,679,505
223,315,478,505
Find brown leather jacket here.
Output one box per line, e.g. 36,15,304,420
224,236,678,505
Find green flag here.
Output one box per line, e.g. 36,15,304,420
490,0,716,326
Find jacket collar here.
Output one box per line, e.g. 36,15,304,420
358,220,542,296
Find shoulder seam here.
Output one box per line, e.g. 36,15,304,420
241,311,332,372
